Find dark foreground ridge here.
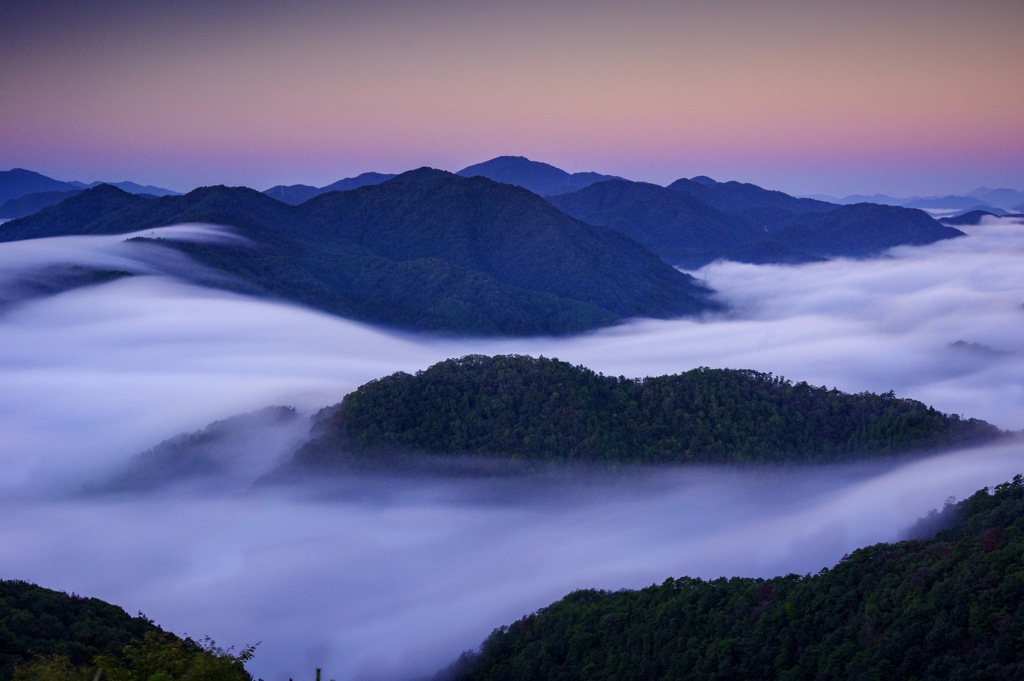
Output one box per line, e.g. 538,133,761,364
441,475,1024,680
293,355,1003,470
0,580,253,681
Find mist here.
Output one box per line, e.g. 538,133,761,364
1,218,1022,680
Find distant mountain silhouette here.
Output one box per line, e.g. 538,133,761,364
263,172,396,205
552,177,963,267
71,180,179,197
939,210,1000,226
548,180,753,268
0,169,177,216
457,156,620,196
0,173,717,335
0,189,82,219
668,176,835,219
814,187,1024,217
0,168,79,204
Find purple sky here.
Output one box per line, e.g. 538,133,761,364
2,0,1022,196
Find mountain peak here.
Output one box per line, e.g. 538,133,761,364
389,167,454,183
456,157,618,196
690,175,718,186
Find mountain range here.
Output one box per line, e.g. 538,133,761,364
0,156,980,332
0,168,178,219
807,186,1024,216
0,170,717,335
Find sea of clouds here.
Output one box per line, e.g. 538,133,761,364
0,218,1022,680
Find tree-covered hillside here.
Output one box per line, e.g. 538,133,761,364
0,580,253,681
443,475,1024,680
295,355,1002,469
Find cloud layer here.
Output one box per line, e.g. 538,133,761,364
0,218,1022,680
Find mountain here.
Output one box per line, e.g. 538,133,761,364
668,176,836,219
0,169,177,216
0,168,79,204
0,189,82,219
443,475,1024,680
968,186,1024,210
939,210,1001,226
0,173,717,335
756,202,963,259
456,156,620,196
71,180,179,196
816,187,1024,217
551,178,963,268
549,179,759,269
88,407,302,493
262,171,396,205
290,355,1002,471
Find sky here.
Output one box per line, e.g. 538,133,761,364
2,0,1022,197
1,218,1023,679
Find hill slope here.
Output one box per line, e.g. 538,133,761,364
293,355,1002,469
0,174,717,335
552,177,963,267
444,475,1024,680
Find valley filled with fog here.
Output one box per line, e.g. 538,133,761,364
1,218,1022,681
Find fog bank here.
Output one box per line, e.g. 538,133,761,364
0,219,1022,680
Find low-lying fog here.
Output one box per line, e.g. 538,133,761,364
1,219,1022,680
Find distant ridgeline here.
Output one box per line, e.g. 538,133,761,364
0,171,717,336
0,580,252,681
441,476,1024,680
293,355,1002,469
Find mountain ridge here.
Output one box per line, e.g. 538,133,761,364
0,175,717,335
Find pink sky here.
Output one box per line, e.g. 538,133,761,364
2,0,1022,197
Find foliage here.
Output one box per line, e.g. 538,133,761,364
298,355,1003,468
0,583,253,681
444,475,1024,680
0,580,157,680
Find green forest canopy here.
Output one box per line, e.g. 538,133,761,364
0,581,252,681
297,355,1003,468
444,475,1024,681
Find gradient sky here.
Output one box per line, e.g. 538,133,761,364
2,0,1022,197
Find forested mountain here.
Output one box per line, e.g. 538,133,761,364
442,475,1024,680
0,173,717,335
552,176,964,267
457,156,620,196
0,580,252,681
548,180,760,268
293,355,1002,470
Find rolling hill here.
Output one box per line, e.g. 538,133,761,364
290,355,1003,471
